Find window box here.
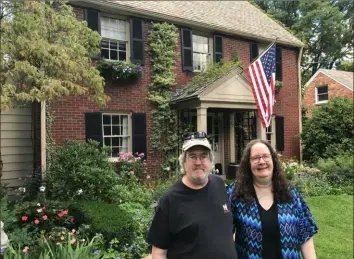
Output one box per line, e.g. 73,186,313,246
96,59,143,83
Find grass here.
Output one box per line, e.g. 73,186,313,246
306,195,353,259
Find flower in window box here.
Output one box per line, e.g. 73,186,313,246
96,60,143,83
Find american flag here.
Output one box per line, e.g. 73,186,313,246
247,42,276,128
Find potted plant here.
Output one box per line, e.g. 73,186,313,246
96,60,143,83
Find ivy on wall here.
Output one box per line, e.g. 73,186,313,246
147,22,179,175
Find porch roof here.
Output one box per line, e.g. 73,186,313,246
171,66,257,110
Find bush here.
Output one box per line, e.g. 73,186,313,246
68,201,135,247
152,176,178,202
301,97,353,161
114,152,146,179
45,139,119,202
109,184,153,208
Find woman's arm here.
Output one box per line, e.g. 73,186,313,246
152,246,168,259
300,238,316,259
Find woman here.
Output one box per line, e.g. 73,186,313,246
227,139,318,259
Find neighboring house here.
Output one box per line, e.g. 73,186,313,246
303,69,353,117
0,1,305,184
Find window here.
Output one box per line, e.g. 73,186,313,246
100,16,127,60
193,34,210,71
276,47,282,81
316,85,328,104
102,114,129,157
266,123,272,145
250,41,259,62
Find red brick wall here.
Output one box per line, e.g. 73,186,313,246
50,5,301,175
303,72,353,117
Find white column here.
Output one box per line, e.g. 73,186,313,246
257,116,266,140
229,113,235,162
196,107,207,133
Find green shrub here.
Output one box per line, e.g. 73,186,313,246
301,97,353,161
68,201,135,246
114,152,145,179
45,139,119,202
109,184,153,208
316,154,353,185
152,177,178,202
282,160,305,181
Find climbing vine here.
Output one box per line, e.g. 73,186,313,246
45,102,55,173
147,22,178,175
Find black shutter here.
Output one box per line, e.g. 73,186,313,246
130,18,145,65
84,8,101,34
275,116,284,152
276,47,283,81
214,35,223,63
181,28,193,72
85,113,103,147
132,113,147,159
250,41,259,62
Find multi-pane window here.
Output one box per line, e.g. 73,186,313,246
193,35,209,71
100,16,127,60
102,114,129,157
266,123,272,145
316,85,328,104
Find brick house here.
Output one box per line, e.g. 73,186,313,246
0,1,305,188
303,69,353,117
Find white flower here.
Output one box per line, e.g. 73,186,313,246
39,186,46,192
77,189,83,195
37,208,43,213
18,187,26,193
37,203,41,206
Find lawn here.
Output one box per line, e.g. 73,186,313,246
306,195,353,259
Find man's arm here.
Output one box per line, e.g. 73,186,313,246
300,238,316,259
152,246,167,259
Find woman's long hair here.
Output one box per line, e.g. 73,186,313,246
231,139,292,203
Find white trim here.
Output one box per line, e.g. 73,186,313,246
304,69,353,91
315,85,329,104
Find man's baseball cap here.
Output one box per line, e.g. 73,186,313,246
182,132,212,152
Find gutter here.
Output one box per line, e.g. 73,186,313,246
72,0,305,48
298,47,303,162
41,101,46,179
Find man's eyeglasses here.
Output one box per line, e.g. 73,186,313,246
183,131,207,140
187,154,209,162
250,154,272,164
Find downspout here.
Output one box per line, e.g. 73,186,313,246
298,47,304,162
41,101,46,179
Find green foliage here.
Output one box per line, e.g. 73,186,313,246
96,60,143,82
301,97,353,161
275,80,283,92
151,177,178,201
316,154,353,186
0,0,108,109
45,139,119,202
183,61,240,95
147,22,179,174
114,152,146,179
109,184,153,208
282,159,304,181
336,61,354,72
68,201,135,247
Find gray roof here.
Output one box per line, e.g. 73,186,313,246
95,0,303,47
319,69,353,91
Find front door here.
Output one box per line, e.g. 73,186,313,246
208,113,223,173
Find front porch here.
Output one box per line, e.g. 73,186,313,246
172,67,282,178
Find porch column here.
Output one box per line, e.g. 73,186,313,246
229,113,235,162
257,116,266,140
196,106,207,133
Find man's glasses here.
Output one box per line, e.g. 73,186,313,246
183,131,207,140
187,154,209,162
250,154,272,164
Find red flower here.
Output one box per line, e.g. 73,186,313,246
58,212,64,218
69,217,75,223
22,216,28,222
42,215,48,220
42,206,46,210
34,219,40,225
63,209,69,215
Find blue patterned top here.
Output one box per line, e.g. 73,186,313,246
227,184,318,259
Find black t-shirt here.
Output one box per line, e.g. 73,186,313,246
256,200,283,259
147,175,237,259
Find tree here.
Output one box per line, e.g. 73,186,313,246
301,97,353,162
0,0,109,109
254,0,353,84
336,61,354,72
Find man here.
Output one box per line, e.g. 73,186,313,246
147,132,237,259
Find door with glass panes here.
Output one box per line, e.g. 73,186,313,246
207,113,223,168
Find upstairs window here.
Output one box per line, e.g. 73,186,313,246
100,16,127,61
316,85,328,104
193,34,210,72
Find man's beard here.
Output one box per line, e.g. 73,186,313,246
188,167,209,185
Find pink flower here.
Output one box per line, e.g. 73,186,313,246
22,216,28,222
42,215,48,220
71,229,76,234
69,217,75,223
129,171,134,175
34,219,40,225
70,238,76,244
63,209,69,215
37,208,43,213
23,246,29,254
42,206,46,210
22,84,28,89
146,175,151,179
58,212,64,218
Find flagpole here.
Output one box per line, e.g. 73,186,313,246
249,37,279,65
